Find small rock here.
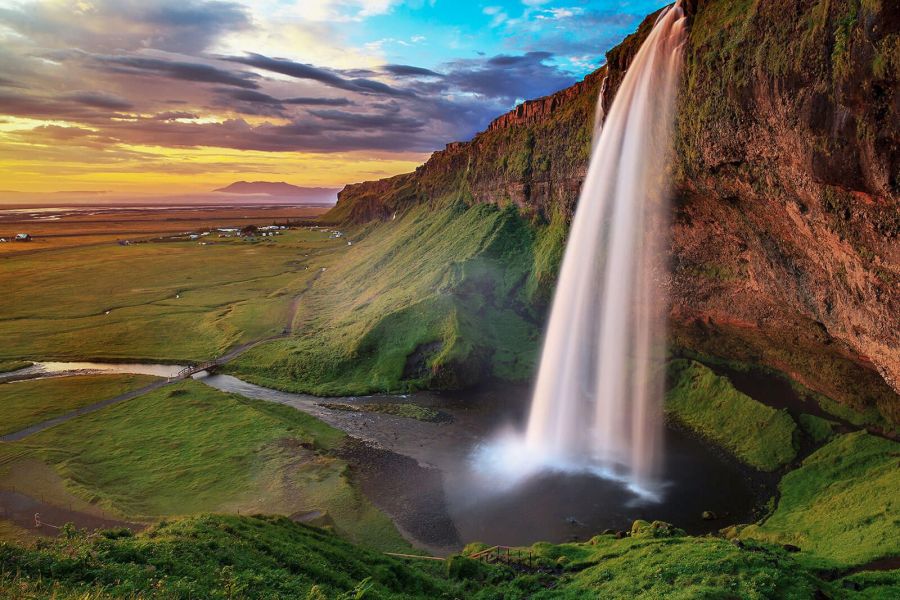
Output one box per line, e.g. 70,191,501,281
701,510,717,521
615,531,627,539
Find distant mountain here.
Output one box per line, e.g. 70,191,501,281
214,181,339,203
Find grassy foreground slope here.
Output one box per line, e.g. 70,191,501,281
0,374,158,435
228,202,550,395
2,514,894,599
736,431,900,569
0,380,406,551
0,515,453,600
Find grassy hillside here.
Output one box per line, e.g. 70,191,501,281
0,515,452,599
735,431,900,569
227,202,547,395
666,359,798,471
2,513,894,599
0,380,406,551
0,374,158,435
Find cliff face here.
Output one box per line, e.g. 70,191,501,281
326,0,899,423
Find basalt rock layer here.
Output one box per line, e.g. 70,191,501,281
325,0,899,425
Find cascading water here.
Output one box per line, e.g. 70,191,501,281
524,1,686,496
474,2,687,500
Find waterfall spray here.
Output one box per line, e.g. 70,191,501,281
521,2,687,497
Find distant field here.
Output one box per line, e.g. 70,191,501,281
0,379,407,551
0,373,158,435
0,225,349,363
0,205,328,254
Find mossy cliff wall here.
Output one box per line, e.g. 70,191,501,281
325,0,899,423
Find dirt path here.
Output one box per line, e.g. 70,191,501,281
0,379,171,442
0,490,143,537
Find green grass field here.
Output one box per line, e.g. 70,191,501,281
735,431,900,569
0,380,406,551
666,359,798,471
0,229,347,363
0,373,158,435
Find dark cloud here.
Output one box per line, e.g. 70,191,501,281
62,91,134,110
382,64,443,78
152,111,199,120
307,108,425,132
438,51,576,105
284,96,353,107
225,53,414,97
93,55,259,89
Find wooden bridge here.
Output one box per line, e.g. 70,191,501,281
468,545,535,567
169,360,218,381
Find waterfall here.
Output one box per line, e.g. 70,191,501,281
522,2,687,496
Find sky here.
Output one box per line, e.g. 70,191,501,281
0,0,666,198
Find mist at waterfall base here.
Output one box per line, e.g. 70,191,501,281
471,3,687,504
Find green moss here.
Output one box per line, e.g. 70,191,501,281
738,431,900,568
525,532,827,599
0,514,455,599
797,413,836,444
666,359,798,471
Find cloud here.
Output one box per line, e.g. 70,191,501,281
92,55,260,89
225,53,413,97
382,64,443,78
438,51,576,105
0,0,251,54
62,91,134,110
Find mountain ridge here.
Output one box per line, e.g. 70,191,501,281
215,181,339,201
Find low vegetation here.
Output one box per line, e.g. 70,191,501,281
665,359,798,471
0,360,29,374
0,374,158,436
735,431,900,569
0,380,406,551
3,513,894,599
0,515,452,599
319,402,447,423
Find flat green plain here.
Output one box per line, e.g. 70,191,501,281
0,373,158,435
0,229,347,363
